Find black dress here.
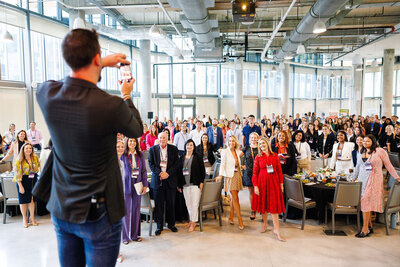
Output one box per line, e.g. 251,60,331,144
306,131,319,151
242,146,259,187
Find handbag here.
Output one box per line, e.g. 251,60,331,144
32,150,53,202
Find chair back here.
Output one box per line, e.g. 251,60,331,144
284,175,304,203
1,177,19,200
386,181,400,210
140,191,152,211
200,179,223,206
333,182,361,207
388,168,400,189
388,152,400,168
213,162,221,178
0,162,12,173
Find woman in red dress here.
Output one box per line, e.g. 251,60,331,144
252,137,286,241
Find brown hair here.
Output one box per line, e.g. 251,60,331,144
62,29,101,71
17,143,37,173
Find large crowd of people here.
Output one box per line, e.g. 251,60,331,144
1,28,400,266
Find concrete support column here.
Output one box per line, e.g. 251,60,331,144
234,59,243,119
382,49,395,117
139,40,152,124
281,63,290,116
350,65,362,115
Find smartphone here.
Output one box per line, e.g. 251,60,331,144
119,63,132,83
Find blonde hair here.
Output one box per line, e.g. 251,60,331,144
249,132,260,140
258,137,274,157
227,135,241,150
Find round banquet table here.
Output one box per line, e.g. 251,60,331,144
303,182,335,223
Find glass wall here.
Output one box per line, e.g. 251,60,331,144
0,23,24,81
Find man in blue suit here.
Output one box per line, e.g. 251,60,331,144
206,118,224,150
148,131,180,236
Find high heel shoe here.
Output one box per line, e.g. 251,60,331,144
238,225,244,230
368,227,374,234
274,231,286,242
355,231,370,238
229,219,234,225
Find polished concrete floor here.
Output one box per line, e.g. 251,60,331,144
1,190,399,267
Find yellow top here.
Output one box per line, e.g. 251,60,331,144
13,155,40,182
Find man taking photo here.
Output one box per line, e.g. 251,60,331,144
36,29,143,267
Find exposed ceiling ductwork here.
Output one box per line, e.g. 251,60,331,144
273,0,361,62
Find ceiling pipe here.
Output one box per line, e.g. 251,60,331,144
273,0,355,62
155,0,193,55
260,0,297,61
168,0,219,46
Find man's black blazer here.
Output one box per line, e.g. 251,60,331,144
148,144,180,190
36,77,143,224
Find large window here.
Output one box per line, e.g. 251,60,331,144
195,65,206,94
221,68,235,95
43,1,59,19
182,64,195,94
364,72,382,97
44,35,63,81
342,76,350,98
31,31,45,83
261,71,282,98
243,69,258,96
331,76,341,99
157,65,170,94
206,66,217,94
173,64,182,94
0,23,23,81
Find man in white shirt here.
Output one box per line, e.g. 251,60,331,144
190,120,205,146
26,121,43,150
173,123,192,157
225,120,242,147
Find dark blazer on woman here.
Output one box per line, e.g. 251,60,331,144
352,149,359,168
196,143,216,166
178,153,206,188
272,142,297,176
317,133,336,157
306,130,319,151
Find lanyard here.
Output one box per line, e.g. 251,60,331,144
184,155,193,169
128,153,138,168
250,147,257,160
26,159,34,172
31,130,36,138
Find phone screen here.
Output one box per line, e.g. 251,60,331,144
119,63,132,83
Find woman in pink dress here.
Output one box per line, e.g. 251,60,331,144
146,124,158,150
355,134,400,238
252,137,286,241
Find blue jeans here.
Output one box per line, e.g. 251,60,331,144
51,204,122,267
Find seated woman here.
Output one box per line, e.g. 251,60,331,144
178,139,205,232
329,130,354,175
13,143,40,228
291,130,311,173
0,130,30,169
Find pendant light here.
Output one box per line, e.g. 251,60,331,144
3,8,14,43
296,44,306,54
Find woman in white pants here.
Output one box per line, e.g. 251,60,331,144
330,130,355,174
178,139,205,232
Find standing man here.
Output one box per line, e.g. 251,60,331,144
173,122,192,157
206,118,224,150
190,120,204,146
225,120,242,147
187,118,196,131
242,115,261,147
148,132,180,236
26,122,43,150
36,29,143,267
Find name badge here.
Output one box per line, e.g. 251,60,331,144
31,136,36,141
234,165,239,172
266,164,274,174
280,157,285,165
337,153,342,160
29,172,35,179
267,132,271,137
365,162,372,171
397,142,400,148
309,138,313,143
183,168,189,176
132,167,139,178
371,127,374,132
203,157,209,163
296,153,302,160
160,160,167,168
